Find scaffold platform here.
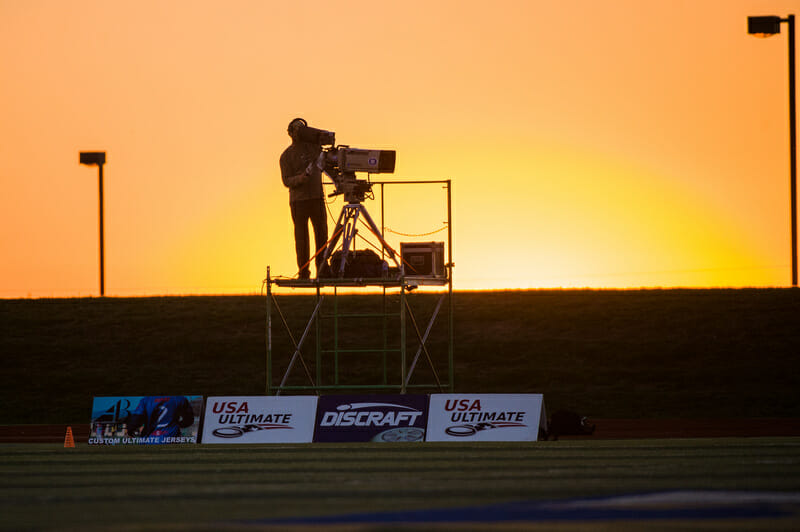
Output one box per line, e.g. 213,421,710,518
265,179,453,395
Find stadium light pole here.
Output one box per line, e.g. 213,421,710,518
748,15,797,287
79,151,107,296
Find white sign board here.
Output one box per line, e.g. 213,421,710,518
201,396,318,444
426,394,546,442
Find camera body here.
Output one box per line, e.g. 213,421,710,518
330,147,396,174
322,147,395,203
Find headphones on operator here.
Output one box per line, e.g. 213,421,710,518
288,117,307,136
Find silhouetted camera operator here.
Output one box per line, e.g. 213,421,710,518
279,118,328,279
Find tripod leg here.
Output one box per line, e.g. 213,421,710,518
358,205,400,266
323,206,348,264
325,204,361,277
341,206,359,251
336,206,360,275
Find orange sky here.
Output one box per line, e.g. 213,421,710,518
1,0,798,296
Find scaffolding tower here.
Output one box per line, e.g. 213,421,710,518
265,179,453,395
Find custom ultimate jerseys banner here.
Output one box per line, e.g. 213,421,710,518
313,394,429,442
89,396,203,445
426,394,546,442
201,396,318,444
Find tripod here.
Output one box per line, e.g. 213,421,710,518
323,202,401,277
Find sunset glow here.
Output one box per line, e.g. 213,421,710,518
1,0,797,296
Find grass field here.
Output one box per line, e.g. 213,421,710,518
2,438,799,530
2,289,800,423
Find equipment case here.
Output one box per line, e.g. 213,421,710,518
400,241,445,278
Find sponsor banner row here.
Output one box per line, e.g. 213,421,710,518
201,394,546,444
90,394,545,445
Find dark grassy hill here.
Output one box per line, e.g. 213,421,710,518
1,289,798,424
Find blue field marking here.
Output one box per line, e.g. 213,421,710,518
253,491,800,525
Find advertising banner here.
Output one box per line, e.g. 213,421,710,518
201,396,318,444
89,396,203,445
426,394,546,442
313,394,429,442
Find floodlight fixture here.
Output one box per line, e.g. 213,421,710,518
80,151,106,165
79,151,107,296
748,16,782,37
747,14,797,287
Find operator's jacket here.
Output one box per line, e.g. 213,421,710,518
280,141,325,204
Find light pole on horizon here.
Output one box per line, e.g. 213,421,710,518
748,15,797,287
79,151,107,296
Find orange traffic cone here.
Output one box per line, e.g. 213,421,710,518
64,426,75,448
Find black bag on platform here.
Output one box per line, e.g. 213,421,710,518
327,249,387,278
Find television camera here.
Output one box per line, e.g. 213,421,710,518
295,123,396,203
291,120,401,276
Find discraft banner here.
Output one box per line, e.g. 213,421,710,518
314,394,429,442
201,396,318,444
426,394,546,442
89,396,203,445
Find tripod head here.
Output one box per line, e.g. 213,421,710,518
329,171,373,203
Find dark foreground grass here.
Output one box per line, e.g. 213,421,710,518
1,289,799,424
1,438,799,531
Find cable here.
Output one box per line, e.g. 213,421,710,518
385,224,448,238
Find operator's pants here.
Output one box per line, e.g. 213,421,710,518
291,198,328,278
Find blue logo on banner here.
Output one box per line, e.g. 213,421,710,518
313,395,429,442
